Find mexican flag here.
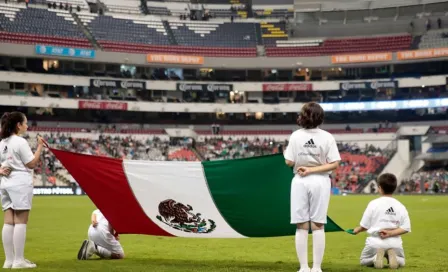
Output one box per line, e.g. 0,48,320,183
50,148,344,238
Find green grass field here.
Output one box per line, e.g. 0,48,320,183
0,195,447,271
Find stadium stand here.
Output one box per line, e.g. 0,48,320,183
419,29,448,49
260,21,287,45
146,5,171,16
332,143,392,192
169,21,258,47
0,5,91,48
401,169,448,193
78,13,170,45
33,0,90,11
27,129,394,190
266,34,412,57
101,0,142,14
433,126,448,134
253,8,293,19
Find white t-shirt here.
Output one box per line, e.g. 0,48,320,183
360,197,411,248
284,128,341,175
89,209,110,234
0,135,34,186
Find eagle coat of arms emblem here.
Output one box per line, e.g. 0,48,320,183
156,199,216,234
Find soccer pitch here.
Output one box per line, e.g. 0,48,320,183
0,195,446,271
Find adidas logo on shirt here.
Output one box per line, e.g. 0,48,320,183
385,207,396,216
2,146,6,154
303,139,317,148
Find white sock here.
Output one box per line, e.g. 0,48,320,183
312,229,325,270
295,229,309,269
13,224,27,263
96,245,112,259
2,224,14,263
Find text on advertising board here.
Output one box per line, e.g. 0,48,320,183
397,48,448,60
78,101,128,111
262,83,313,92
147,54,204,65
331,53,392,64
33,186,85,196
90,79,146,89
35,45,95,59
176,83,233,92
340,81,397,91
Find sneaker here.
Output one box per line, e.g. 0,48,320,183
3,261,12,269
311,269,322,272
77,240,88,260
387,249,399,269
374,248,385,269
11,259,36,269
298,268,311,272
84,240,97,260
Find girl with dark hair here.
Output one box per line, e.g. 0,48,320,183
283,102,341,272
0,112,44,269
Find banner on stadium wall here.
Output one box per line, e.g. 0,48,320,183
90,79,147,90
33,186,85,196
78,100,128,111
397,48,448,60
262,83,313,91
35,45,95,59
340,80,397,91
176,83,233,92
331,52,392,64
147,54,204,65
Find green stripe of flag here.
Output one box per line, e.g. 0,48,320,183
203,154,344,237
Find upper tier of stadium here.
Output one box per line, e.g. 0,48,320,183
0,0,446,57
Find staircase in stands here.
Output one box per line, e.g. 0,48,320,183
72,12,102,50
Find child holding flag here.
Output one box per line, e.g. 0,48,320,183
284,102,341,272
77,209,125,260
347,173,411,269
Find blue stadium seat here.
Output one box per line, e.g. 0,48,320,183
169,21,258,47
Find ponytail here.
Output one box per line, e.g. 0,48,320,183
0,112,26,140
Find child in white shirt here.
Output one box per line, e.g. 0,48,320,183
348,173,411,269
77,209,124,260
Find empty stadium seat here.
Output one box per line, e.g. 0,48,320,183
78,13,170,45
0,6,91,47
419,29,448,49
266,34,412,57
169,21,258,47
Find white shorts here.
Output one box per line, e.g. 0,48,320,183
88,227,124,255
290,174,331,224
0,183,33,211
360,245,405,267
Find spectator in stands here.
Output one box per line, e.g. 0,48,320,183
438,18,442,29
52,2,56,9
426,19,431,31
409,21,414,33
76,5,80,12
25,0,29,8
59,2,63,9
403,169,447,193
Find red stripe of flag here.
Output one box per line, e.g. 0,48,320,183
50,148,172,236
